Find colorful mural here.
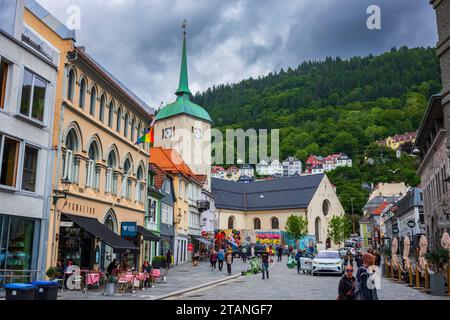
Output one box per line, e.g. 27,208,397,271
214,229,242,249
256,231,281,246
281,232,317,254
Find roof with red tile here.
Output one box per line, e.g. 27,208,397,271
149,163,166,189
211,166,225,174
372,201,390,215
150,147,201,185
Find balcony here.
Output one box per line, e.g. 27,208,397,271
197,200,210,211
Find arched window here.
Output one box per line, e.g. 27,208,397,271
116,107,122,133
315,217,321,242
271,217,279,229
79,77,86,108
130,118,135,142
99,94,105,122
63,128,78,182
228,216,235,229
137,123,142,142
122,158,132,199
86,140,99,189
322,199,330,216
108,101,114,128
136,165,144,203
102,210,117,270
106,149,117,194
89,86,96,116
67,69,75,102
254,218,261,230
124,113,129,137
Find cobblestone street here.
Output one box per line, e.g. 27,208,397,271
167,258,450,300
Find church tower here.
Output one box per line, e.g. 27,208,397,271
154,21,213,190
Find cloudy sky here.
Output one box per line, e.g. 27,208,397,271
37,0,438,109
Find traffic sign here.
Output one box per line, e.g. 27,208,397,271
392,227,399,233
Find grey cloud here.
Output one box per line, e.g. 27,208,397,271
37,0,437,109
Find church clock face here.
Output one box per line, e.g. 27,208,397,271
164,128,173,139
193,128,202,139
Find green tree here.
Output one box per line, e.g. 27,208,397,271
327,215,352,248
285,215,308,249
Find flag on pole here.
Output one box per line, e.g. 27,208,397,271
135,117,156,145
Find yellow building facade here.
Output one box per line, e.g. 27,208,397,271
24,6,153,272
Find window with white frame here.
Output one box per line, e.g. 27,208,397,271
164,179,170,194
105,150,116,194
0,134,39,191
0,0,17,35
189,210,200,229
136,166,144,203
86,141,99,189
0,60,9,109
20,69,47,122
126,178,132,199
161,203,173,225
62,129,78,182
148,198,157,224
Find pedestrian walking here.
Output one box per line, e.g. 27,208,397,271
277,245,283,262
261,251,270,279
355,253,378,300
217,249,225,271
166,250,172,270
344,250,354,267
241,246,248,263
355,252,363,268
294,249,302,274
338,265,356,300
210,250,218,271
226,251,233,275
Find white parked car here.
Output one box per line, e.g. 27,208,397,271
312,250,344,276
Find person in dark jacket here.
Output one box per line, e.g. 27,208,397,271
355,253,378,300
166,250,172,270
261,251,270,279
294,250,302,274
107,259,117,275
276,246,283,262
355,252,363,268
338,265,356,300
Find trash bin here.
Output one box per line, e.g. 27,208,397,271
4,283,36,300
31,281,59,300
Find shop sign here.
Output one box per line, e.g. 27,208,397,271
437,219,450,229
60,221,74,227
121,222,137,237
187,243,193,251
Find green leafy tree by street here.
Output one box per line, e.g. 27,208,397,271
327,215,352,248
285,215,308,249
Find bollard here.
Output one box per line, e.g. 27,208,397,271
409,266,413,287
447,265,450,297
415,266,420,289
422,268,429,293
385,258,389,277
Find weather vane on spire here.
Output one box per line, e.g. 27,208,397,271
182,19,188,35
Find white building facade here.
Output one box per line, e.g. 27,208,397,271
282,156,302,176
0,0,59,280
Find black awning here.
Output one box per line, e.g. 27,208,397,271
137,226,160,241
63,213,139,251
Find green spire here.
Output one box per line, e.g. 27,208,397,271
175,25,191,96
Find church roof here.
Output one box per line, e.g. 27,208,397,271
155,30,212,123
212,174,324,211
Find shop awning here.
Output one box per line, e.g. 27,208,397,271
62,214,139,251
195,237,212,245
137,226,160,241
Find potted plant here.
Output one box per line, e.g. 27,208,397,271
46,267,58,280
105,275,117,296
152,256,162,269
424,248,450,296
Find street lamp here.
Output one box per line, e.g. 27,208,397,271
52,180,70,205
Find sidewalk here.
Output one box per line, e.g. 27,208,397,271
56,259,247,300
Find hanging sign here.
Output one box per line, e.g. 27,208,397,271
121,222,137,237
187,243,193,251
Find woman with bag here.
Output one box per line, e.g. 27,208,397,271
337,265,356,300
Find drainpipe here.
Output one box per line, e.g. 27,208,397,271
49,61,71,267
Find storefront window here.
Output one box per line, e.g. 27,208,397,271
58,223,82,267
0,215,38,286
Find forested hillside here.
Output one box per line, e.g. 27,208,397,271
193,46,442,214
